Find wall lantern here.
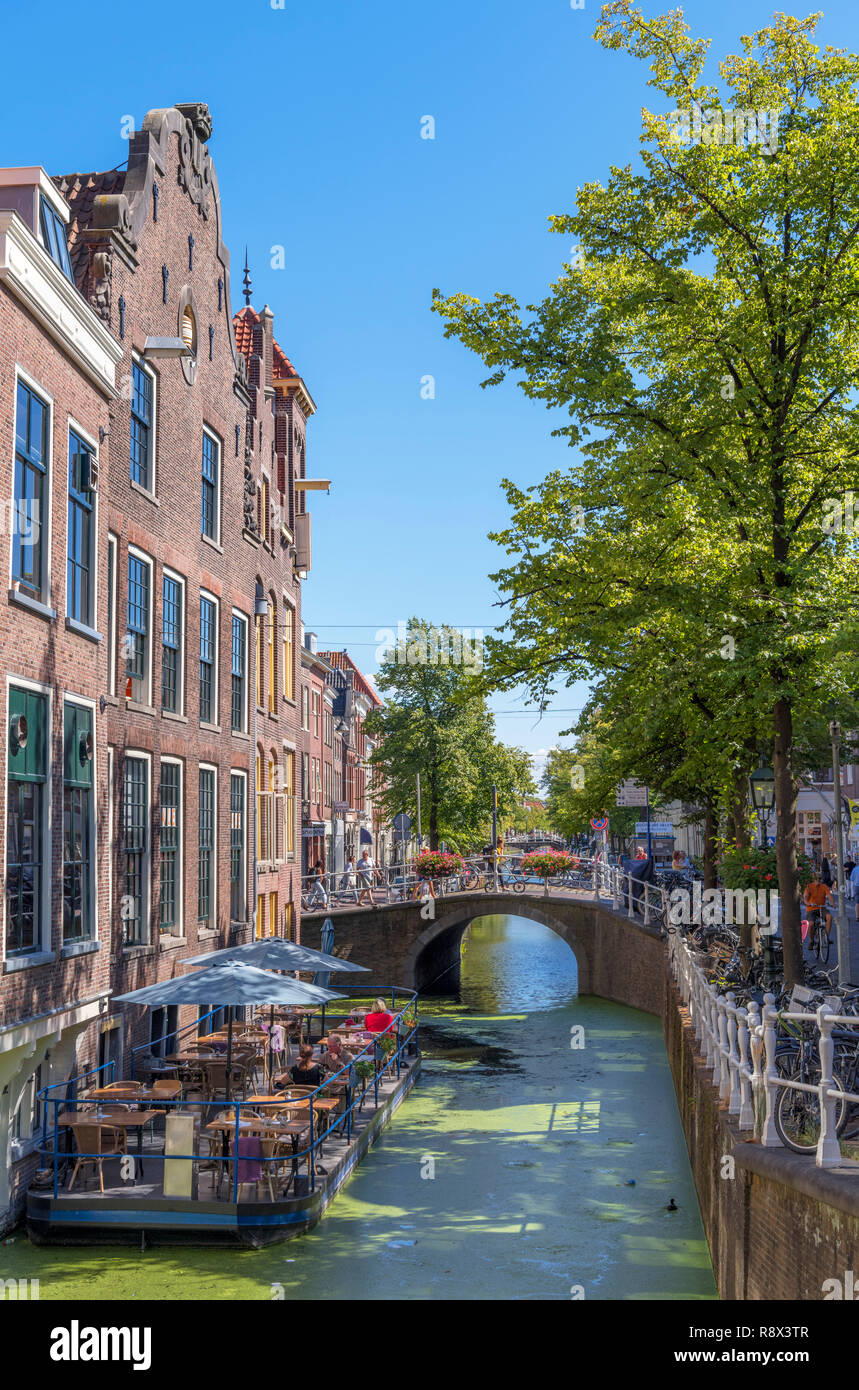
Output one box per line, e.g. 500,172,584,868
79,731,94,765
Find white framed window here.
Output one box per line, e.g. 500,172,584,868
229,769,247,922
126,546,154,706
107,533,118,696
161,567,186,715
62,695,97,947
4,676,52,961
159,757,184,937
10,368,54,611
66,418,99,633
230,609,248,734
199,590,220,726
122,749,152,947
197,763,217,931
130,354,157,494
201,427,221,544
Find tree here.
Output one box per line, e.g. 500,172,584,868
434,7,859,982
365,619,535,850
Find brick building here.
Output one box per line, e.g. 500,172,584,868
0,102,315,1231
299,633,334,879
0,166,123,1228
318,650,385,870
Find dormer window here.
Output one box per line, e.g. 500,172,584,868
38,194,73,281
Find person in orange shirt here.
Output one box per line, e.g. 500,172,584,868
803,875,834,941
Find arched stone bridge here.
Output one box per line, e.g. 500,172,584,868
302,891,667,1014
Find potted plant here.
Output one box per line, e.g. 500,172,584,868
520,847,576,895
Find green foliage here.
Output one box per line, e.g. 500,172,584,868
366,618,535,850
432,6,859,980
717,846,813,891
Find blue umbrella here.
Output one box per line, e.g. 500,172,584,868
314,918,336,990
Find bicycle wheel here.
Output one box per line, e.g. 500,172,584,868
820,928,832,964
812,919,822,959
512,878,526,893
774,1063,846,1154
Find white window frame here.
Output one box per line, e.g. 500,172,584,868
126,544,154,707
230,608,249,734
230,768,248,923
10,366,54,610
201,426,222,546
161,566,186,716
107,533,118,696
61,691,99,949
122,748,152,947
199,589,220,727
65,417,99,632
198,761,218,932
159,755,184,938
130,353,157,496
3,674,53,965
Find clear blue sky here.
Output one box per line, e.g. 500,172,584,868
5,1,857,779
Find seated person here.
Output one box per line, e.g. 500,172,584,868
288,1044,325,1088
363,998,395,1034
321,1035,355,1073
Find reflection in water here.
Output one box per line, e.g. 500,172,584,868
6,915,717,1301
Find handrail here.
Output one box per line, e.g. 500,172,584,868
129,1005,221,1072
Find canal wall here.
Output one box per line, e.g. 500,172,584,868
663,971,859,1301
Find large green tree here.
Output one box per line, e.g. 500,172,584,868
366,619,535,851
434,6,859,982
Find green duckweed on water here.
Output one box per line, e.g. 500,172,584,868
4,915,717,1301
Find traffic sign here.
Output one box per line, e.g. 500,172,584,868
590,816,609,831
635,821,674,836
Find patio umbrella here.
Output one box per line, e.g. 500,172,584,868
113,962,345,1101
313,918,337,992
180,933,369,1066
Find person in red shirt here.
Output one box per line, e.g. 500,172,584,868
364,998,395,1034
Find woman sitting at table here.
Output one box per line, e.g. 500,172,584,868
363,999,395,1034
289,1044,325,1088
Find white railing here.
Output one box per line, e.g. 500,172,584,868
668,921,859,1167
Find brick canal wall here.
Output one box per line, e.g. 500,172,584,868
307,894,859,1299
663,972,859,1300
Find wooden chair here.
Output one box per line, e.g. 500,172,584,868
68,1123,123,1193
104,1080,142,1092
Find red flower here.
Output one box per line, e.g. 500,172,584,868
765,874,773,881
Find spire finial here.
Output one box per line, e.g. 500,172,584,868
242,247,252,307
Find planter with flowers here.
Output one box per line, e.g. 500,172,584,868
519,848,576,895
716,846,814,951
414,850,465,897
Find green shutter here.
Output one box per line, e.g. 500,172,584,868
63,702,93,788
8,687,47,782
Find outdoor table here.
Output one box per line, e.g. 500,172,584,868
58,1110,165,1181
86,1084,181,1104
205,1115,310,1195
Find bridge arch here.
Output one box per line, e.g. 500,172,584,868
403,895,595,995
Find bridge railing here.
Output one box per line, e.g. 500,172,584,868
301,853,602,909
667,906,859,1167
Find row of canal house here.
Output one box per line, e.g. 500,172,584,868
0,101,353,1233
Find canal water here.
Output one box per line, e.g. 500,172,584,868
5,915,716,1300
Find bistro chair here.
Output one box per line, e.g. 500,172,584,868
68,1123,124,1193
104,1080,142,1091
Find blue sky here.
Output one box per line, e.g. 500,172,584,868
5,0,857,780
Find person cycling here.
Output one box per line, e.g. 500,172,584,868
803,874,834,945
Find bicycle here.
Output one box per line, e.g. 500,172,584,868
805,908,831,963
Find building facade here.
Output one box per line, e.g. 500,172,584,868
0,102,314,1232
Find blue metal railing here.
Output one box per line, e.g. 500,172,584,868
129,1005,221,1077
36,987,418,1205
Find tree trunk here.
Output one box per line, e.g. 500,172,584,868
703,800,717,890
429,802,440,851
731,768,752,851
774,696,802,987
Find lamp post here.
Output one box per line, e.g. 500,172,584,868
748,760,777,985
829,721,852,984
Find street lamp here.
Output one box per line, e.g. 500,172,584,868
748,760,776,985
829,720,852,984
748,762,776,845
